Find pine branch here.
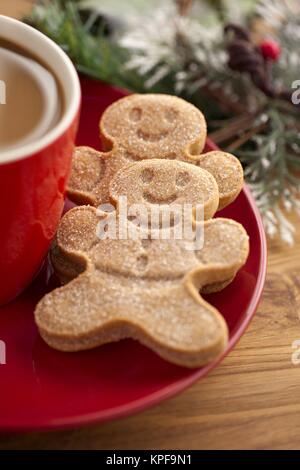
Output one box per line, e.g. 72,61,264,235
25,0,145,91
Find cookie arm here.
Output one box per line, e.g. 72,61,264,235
51,205,101,284
67,146,107,206
194,217,249,293
188,151,244,210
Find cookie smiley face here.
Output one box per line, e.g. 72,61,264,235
131,106,178,142
109,159,219,220
100,94,207,160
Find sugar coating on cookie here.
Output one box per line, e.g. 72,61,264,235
36,93,249,368
67,95,243,210
196,151,244,210
109,159,219,220
100,94,207,159
36,206,249,368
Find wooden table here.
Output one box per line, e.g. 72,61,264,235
1,0,300,450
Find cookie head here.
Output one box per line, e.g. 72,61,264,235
109,159,219,220
100,94,207,160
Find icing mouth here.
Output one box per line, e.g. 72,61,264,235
137,129,169,142
143,191,178,204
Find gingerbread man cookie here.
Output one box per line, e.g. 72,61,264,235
35,206,249,368
35,93,249,368
68,94,243,210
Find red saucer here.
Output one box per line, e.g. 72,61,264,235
0,78,267,431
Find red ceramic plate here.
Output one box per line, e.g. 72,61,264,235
0,78,267,432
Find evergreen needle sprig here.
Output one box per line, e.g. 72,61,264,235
236,107,300,244
26,0,144,91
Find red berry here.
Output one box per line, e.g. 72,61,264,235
260,40,281,61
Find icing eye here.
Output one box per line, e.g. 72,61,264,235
129,107,142,122
176,171,190,187
140,168,154,183
164,107,178,123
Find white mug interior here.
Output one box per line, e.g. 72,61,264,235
0,46,60,151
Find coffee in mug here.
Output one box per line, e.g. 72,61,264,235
0,38,62,152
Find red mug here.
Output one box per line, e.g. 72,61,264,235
0,15,81,305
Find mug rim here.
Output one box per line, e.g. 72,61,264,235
0,15,81,165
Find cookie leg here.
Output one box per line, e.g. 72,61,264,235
35,271,228,368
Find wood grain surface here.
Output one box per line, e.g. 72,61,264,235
1,0,300,450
